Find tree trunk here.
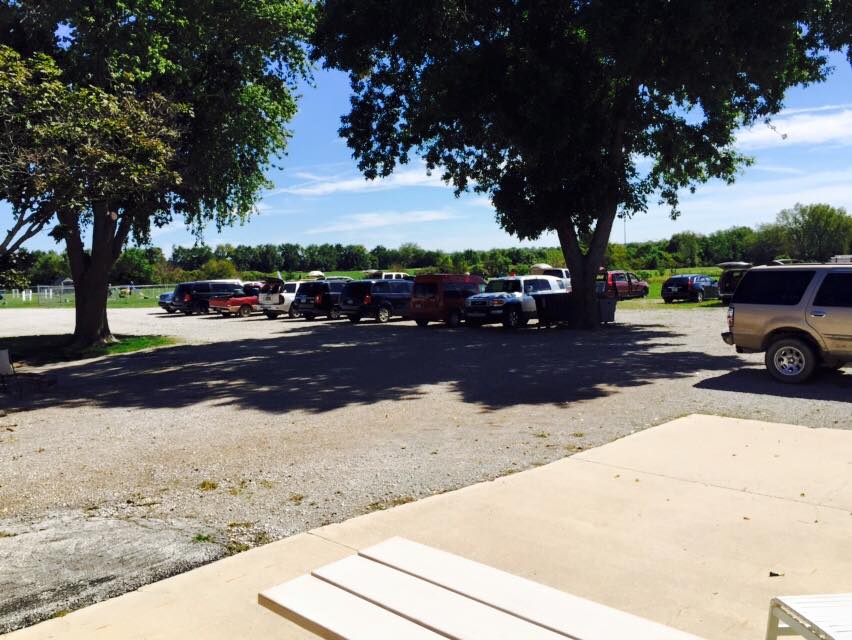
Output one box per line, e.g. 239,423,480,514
71,264,114,348
556,205,619,329
59,204,132,350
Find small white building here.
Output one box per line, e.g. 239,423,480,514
829,255,852,264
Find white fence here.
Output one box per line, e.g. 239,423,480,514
28,284,177,305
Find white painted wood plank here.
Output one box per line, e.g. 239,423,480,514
259,574,445,640
313,555,565,640
778,594,852,639
359,537,702,640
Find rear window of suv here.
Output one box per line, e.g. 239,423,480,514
413,282,438,297
732,270,816,306
813,273,852,307
343,282,371,298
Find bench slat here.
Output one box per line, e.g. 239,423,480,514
313,555,565,640
359,537,701,640
258,574,444,640
777,594,852,639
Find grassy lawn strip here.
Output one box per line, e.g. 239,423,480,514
0,335,177,366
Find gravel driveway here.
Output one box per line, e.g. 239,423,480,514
1,307,849,632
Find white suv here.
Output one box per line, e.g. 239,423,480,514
464,275,568,327
258,280,304,319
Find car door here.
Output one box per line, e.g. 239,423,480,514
704,276,720,298
396,281,413,313
807,271,852,356
612,272,627,298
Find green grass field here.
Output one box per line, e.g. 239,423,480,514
1,334,177,365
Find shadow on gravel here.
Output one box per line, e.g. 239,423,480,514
8,321,743,414
695,367,852,403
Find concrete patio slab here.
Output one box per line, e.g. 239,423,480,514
7,414,852,640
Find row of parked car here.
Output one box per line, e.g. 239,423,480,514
158,266,642,328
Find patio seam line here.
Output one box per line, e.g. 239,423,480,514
571,457,851,513
306,530,361,553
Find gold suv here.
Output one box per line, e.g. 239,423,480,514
722,265,852,383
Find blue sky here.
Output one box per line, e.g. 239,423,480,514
5,52,852,255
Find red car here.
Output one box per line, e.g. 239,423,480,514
209,282,263,317
409,273,486,327
596,270,649,299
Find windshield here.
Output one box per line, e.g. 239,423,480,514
484,280,522,293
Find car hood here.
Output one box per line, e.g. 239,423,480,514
467,292,521,303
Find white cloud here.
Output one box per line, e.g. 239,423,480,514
276,165,450,197
629,167,852,242
737,109,852,150
306,209,460,234
747,164,803,175
778,102,852,116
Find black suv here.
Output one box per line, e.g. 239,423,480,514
661,274,720,303
172,280,243,315
291,280,347,320
340,279,413,323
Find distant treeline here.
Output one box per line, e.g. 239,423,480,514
2,204,849,288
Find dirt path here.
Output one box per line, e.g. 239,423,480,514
1,307,849,631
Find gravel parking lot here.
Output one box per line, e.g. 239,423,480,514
1,306,849,631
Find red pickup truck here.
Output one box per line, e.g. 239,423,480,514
209,283,263,317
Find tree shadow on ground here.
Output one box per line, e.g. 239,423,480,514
695,367,852,403
7,321,743,414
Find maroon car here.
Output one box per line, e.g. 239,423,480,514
409,274,486,327
597,270,649,299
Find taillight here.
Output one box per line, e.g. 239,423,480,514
363,294,372,305
315,294,322,305
727,307,734,330
183,293,192,302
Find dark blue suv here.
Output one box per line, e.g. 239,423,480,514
340,279,413,323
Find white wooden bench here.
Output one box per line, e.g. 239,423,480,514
259,536,703,639
766,594,852,639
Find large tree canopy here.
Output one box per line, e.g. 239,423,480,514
0,0,314,346
315,0,844,325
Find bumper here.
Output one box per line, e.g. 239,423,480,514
464,306,505,321
340,304,369,316
721,331,734,346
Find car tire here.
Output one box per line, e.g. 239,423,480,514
238,305,251,318
376,306,391,323
166,308,176,314
288,305,302,319
347,315,361,323
264,312,280,319
328,306,342,320
765,337,817,384
694,291,704,303
446,310,461,328
503,307,523,329
415,319,429,328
